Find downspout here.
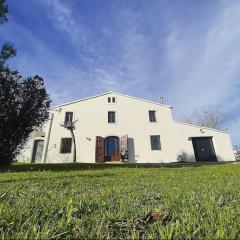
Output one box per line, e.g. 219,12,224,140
43,113,54,163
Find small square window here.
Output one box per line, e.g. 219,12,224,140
150,135,161,150
108,97,111,103
60,138,72,153
149,111,156,122
108,111,116,123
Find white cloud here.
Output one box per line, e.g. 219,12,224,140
3,0,240,143
164,1,240,118
39,0,89,49
162,2,240,144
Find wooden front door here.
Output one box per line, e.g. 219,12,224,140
104,136,120,162
96,136,105,163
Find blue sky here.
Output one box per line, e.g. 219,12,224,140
0,0,240,145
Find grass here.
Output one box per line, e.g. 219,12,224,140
0,163,239,239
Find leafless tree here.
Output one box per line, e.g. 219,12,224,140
182,105,225,130
234,145,240,161
60,121,77,163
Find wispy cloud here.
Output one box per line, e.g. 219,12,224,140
2,0,240,144
38,0,150,94
39,0,89,50
164,1,240,114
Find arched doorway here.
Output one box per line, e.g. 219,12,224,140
31,139,44,163
104,136,120,162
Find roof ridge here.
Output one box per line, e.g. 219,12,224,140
52,91,172,109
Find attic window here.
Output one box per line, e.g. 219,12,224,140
107,96,116,103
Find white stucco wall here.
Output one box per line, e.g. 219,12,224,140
171,122,235,162
42,93,172,163
31,92,235,164
17,92,235,163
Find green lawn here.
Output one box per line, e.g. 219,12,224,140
0,163,239,239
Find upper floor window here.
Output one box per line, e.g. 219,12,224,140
107,96,116,103
108,111,116,123
60,138,72,153
149,110,156,122
150,135,161,150
64,112,73,124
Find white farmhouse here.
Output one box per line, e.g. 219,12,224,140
19,92,235,164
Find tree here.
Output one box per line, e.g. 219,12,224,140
60,121,77,163
0,65,51,166
182,105,225,130
0,42,16,65
0,0,8,23
0,0,16,65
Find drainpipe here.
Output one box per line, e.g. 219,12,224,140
43,113,54,163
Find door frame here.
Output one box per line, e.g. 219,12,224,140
31,138,45,163
104,136,120,162
192,137,217,162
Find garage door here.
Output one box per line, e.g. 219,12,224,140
192,137,217,162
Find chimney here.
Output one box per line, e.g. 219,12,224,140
160,97,164,104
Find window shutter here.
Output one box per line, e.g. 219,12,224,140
96,136,105,163
120,135,128,161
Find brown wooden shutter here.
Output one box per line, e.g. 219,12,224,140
120,135,128,161
96,136,105,163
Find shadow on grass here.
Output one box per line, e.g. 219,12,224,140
0,161,236,173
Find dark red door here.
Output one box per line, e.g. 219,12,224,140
96,136,105,163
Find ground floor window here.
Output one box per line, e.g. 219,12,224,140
150,135,161,150
60,138,72,153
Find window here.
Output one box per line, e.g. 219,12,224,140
107,96,116,103
64,112,73,123
108,111,116,123
150,135,161,150
60,138,72,153
149,110,156,122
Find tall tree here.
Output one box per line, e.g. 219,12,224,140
0,0,16,65
0,0,8,23
0,42,16,65
182,105,225,130
0,65,51,166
